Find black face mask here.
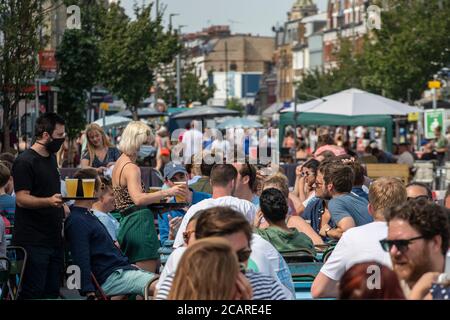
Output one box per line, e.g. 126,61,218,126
45,137,65,153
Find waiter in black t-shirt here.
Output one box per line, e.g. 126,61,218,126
12,113,66,299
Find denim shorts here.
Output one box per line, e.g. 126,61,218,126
101,268,156,297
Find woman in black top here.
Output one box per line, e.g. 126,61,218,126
81,123,120,174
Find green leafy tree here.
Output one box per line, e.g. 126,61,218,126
226,98,244,116
99,2,180,119
0,0,46,152
361,0,450,101
55,29,98,165
296,38,367,100
296,0,450,102
160,61,215,107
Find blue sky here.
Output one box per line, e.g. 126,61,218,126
121,0,328,36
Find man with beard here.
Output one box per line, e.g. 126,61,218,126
382,199,449,298
311,177,407,298
173,164,256,248
12,113,66,299
315,161,372,240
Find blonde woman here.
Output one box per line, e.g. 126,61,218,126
81,123,120,174
168,238,251,300
112,121,186,272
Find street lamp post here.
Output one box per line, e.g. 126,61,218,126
176,25,187,107
169,13,179,30
225,41,229,105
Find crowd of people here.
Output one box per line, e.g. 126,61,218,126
283,124,450,167
0,112,449,301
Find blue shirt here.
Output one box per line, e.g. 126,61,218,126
0,194,15,225
303,198,336,241
251,195,260,207
93,210,120,241
65,206,133,295
158,190,211,245
351,187,369,201
328,193,373,227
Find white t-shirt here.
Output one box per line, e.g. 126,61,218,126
173,196,257,248
302,192,316,208
156,234,295,299
156,247,186,292
320,221,392,281
181,129,203,163
250,234,295,299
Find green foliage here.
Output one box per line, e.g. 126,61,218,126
159,61,216,107
99,2,180,117
296,0,450,102
62,0,108,40
0,0,47,151
55,29,99,139
226,98,244,116
361,0,450,101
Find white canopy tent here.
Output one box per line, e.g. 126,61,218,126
93,115,131,128
281,88,423,116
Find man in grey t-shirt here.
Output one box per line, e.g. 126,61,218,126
328,193,372,227
315,161,373,240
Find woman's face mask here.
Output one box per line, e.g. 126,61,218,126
138,145,156,159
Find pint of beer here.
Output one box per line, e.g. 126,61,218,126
82,179,95,198
174,181,187,203
65,178,78,198
148,187,162,193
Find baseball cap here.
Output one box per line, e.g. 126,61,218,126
164,162,188,180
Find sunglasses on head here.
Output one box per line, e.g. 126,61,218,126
236,248,252,263
379,236,425,253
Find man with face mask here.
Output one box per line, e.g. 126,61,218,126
12,113,66,299
173,164,257,248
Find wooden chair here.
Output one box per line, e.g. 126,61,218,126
365,164,410,184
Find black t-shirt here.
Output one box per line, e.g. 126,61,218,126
12,149,64,247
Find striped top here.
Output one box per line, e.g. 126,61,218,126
155,271,291,300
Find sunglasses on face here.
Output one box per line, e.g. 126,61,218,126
407,195,430,201
379,236,425,253
236,248,252,263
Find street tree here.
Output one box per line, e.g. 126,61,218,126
296,0,450,102
99,2,180,119
55,29,98,166
361,0,450,101
159,61,215,107
0,0,46,152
